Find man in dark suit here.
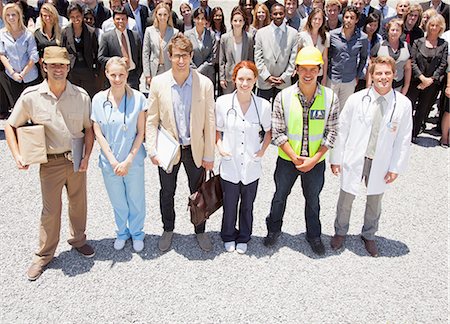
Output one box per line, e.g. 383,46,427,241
81,0,112,28
124,0,150,39
297,0,312,19
353,0,380,28
98,6,142,90
420,0,449,31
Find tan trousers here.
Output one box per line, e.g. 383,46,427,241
33,155,87,266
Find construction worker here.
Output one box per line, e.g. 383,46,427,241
264,46,340,255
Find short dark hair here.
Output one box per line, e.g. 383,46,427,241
67,2,83,17
193,7,207,20
112,6,128,19
271,3,285,14
342,5,360,20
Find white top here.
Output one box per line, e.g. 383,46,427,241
216,92,271,185
233,41,242,63
297,31,330,76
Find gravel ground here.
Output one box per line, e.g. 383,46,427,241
0,108,448,323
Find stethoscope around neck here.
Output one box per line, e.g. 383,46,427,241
102,88,128,132
361,87,397,130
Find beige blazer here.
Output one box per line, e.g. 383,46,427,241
146,69,216,169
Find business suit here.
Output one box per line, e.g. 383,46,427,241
62,23,99,97
254,22,298,101
420,1,449,31
146,69,215,233
357,8,381,29
142,25,179,79
93,2,112,29
184,28,217,84
219,31,254,94
124,3,150,39
98,29,142,90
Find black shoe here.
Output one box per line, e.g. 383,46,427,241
307,236,325,255
263,231,281,247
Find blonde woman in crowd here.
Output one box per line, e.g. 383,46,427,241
142,2,179,89
0,3,40,111
91,57,147,252
419,8,437,33
34,3,62,62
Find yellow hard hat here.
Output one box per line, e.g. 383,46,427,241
295,46,324,66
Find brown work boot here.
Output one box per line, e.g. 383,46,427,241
361,236,379,257
27,263,44,281
196,233,213,252
330,235,346,251
75,244,95,258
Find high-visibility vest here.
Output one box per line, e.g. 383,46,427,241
278,84,334,162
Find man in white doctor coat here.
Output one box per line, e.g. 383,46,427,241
329,56,412,257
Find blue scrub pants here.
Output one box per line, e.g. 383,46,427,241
102,165,146,241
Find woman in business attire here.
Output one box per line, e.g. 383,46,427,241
142,3,179,89
403,5,424,45
408,14,448,142
179,2,193,33
209,6,226,97
184,7,216,84
91,57,147,252
34,3,62,65
219,6,254,94
369,18,412,95
297,8,330,85
215,61,271,254
0,3,40,111
61,3,99,98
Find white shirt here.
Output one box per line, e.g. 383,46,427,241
114,29,136,71
216,93,271,185
373,3,396,20
233,41,242,63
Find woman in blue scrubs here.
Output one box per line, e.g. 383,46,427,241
91,56,147,252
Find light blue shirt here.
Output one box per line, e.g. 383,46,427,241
0,19,4,29
171,71,193,146
91,89,147,170
189,0,200,10
0,29,39,83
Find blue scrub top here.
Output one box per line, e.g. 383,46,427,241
91,88,147,170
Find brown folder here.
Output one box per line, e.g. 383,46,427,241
17,125,48,165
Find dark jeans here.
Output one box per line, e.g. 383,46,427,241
266,157,325,239
220,178,258,244
256,87,281,103
158,146,205,233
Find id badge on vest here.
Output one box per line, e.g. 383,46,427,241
310,110,325,120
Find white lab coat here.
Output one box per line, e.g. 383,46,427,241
329,88,412,195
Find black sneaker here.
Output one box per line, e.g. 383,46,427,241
75,244,95,258
306,236,325,255
263,231,281,247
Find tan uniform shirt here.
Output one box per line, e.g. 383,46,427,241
8,80,92,154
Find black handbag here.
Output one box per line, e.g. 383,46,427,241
188,170,223,226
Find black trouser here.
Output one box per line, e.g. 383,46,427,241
68,67,98,98
220,178,259,244
407,80,441,137
256,87,281,103
158,146,205,233
3,75,40,110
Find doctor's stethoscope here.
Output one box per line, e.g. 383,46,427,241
102,89,128,132
226,92,265,143
361,87,397,131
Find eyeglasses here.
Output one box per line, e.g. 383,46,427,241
171,53,190,60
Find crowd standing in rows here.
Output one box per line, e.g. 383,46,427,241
0,0,449,282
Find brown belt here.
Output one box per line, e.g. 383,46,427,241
47,151,72,160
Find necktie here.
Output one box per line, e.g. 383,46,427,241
381,6,385,19
274,27,282,57
366,96,386,159
121,32,130,67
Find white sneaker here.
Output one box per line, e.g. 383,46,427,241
133,240,144,252
224,241,235,252
236,243,247,254
114,238,126,250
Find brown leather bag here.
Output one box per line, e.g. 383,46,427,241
188,170,223,226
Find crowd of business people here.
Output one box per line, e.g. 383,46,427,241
1,0,449,281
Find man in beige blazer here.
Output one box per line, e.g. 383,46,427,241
254,3,298,102
146,33,216,252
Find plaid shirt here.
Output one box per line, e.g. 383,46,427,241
272,83,340,156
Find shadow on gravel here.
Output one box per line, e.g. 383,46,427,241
413,136,440,148
341,234,410,257
47,235,161,277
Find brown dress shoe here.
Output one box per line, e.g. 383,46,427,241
75,244,95,258
330,235,346,251
27,263,44,281
361,236,379,257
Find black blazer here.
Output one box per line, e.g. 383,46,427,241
94,2,112,29
62,23,99,74
411,37,448,83
124,3,150,37
98,28,143,77
420,1,449,31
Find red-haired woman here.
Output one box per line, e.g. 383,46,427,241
215,61,272,254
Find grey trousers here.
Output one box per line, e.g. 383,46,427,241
334,158,383,240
